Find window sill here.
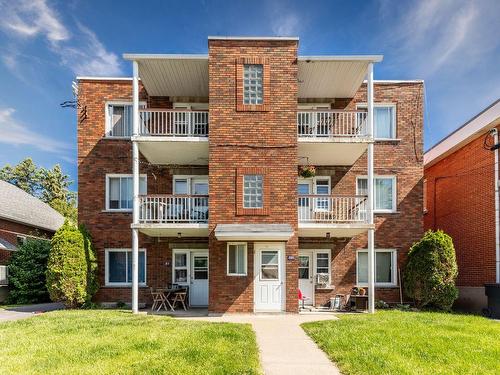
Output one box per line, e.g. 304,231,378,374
356,284,398,289
103,284,148,288
315,286,334,291
374,211,400,215
101,209,132,214
227,273,248,277
375,138,401,142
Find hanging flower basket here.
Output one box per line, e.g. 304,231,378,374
299,165,316,178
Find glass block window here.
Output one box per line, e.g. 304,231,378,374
243,175,263,208
243,64,263,105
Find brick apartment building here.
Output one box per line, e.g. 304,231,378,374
77,36,424,313
0,180,64,301
424,99,500,311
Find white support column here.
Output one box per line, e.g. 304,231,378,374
131,61,140,314
367,63,376,313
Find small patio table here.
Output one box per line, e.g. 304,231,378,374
155,288,177,312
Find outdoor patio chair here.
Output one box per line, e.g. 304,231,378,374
150,288,168,312
172,289,188,311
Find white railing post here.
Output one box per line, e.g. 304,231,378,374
131,61,140,314
367,62,376,314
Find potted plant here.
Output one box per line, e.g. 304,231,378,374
359,287,366,296
299,165,316,178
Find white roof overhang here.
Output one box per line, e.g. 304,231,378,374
298,56,383,98
123,54,209,97
424,99,500,168
214,224,294,241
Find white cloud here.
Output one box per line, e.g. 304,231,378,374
380,0,499,77
271,13,300,36
0,107,71,153
0,0,123,76
0,0,69,42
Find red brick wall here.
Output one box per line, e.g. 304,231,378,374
208,39,299,313
77,79,208,304
0,218,54,265
424,130,497,287
301,82,425,306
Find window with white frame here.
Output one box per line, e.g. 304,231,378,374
357,104,396,139
357,176,396,213
243,64,263,105
356,249,397,287
106,174,147,210
243,175,263,208
173,176,209,195
173,252,188,283
0,265,8,285
105,102,145,138
105,249,146,286
227,243,247,276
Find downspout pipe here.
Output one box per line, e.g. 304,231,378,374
491,128,500,284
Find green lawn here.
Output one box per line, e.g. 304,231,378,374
302,310,500,375
0,310,261,375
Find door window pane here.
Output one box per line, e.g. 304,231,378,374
175,253,187,267
316,253,329,274
261,251,279,280
175,269,187,283
298,255,309,279
193,256,208,280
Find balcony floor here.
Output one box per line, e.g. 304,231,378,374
298,222,374,237
132,223,209,237
298,138,371,166
133,136,208,165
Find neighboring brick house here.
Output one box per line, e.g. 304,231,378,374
424,99,500,311
77,36,424,313
0,180,65,301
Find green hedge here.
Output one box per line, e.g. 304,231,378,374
7,237,51,304
404,230,458,310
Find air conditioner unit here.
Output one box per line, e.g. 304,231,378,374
316,273,329,287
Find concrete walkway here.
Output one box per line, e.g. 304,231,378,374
180,313,341,375
0,302,64,322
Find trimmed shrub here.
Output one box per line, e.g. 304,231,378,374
403,230,459,310
46,221,87,308
7,237,51,304
79,224,98,305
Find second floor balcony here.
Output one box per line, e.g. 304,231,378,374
133,109,209,165
298,110,372,166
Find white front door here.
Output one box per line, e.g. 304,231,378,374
190,252,209,306
254,243,285,312
298,251,314,305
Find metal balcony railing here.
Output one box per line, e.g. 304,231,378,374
298,195,368,223
139,109,209,136
297,110,368,138
139,195,209,224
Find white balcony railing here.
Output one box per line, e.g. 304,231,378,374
139,109,209,136
298,195,368,223
139,195,209,224
297,111,368,138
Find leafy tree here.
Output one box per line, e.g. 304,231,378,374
0,158,43,197
404,230,459,310
46,221,87,308
7,237,51,304
0,158,77,222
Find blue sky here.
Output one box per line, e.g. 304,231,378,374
0,0,499,191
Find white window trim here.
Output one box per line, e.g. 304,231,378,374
227,242,248,276
104,100,146,138
356,249,398,287
356,103,397,140
172,250,190,285
105,174,147,212
173,175,209,195
298,249,332,287
356,175,397,213
105,248,147,287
